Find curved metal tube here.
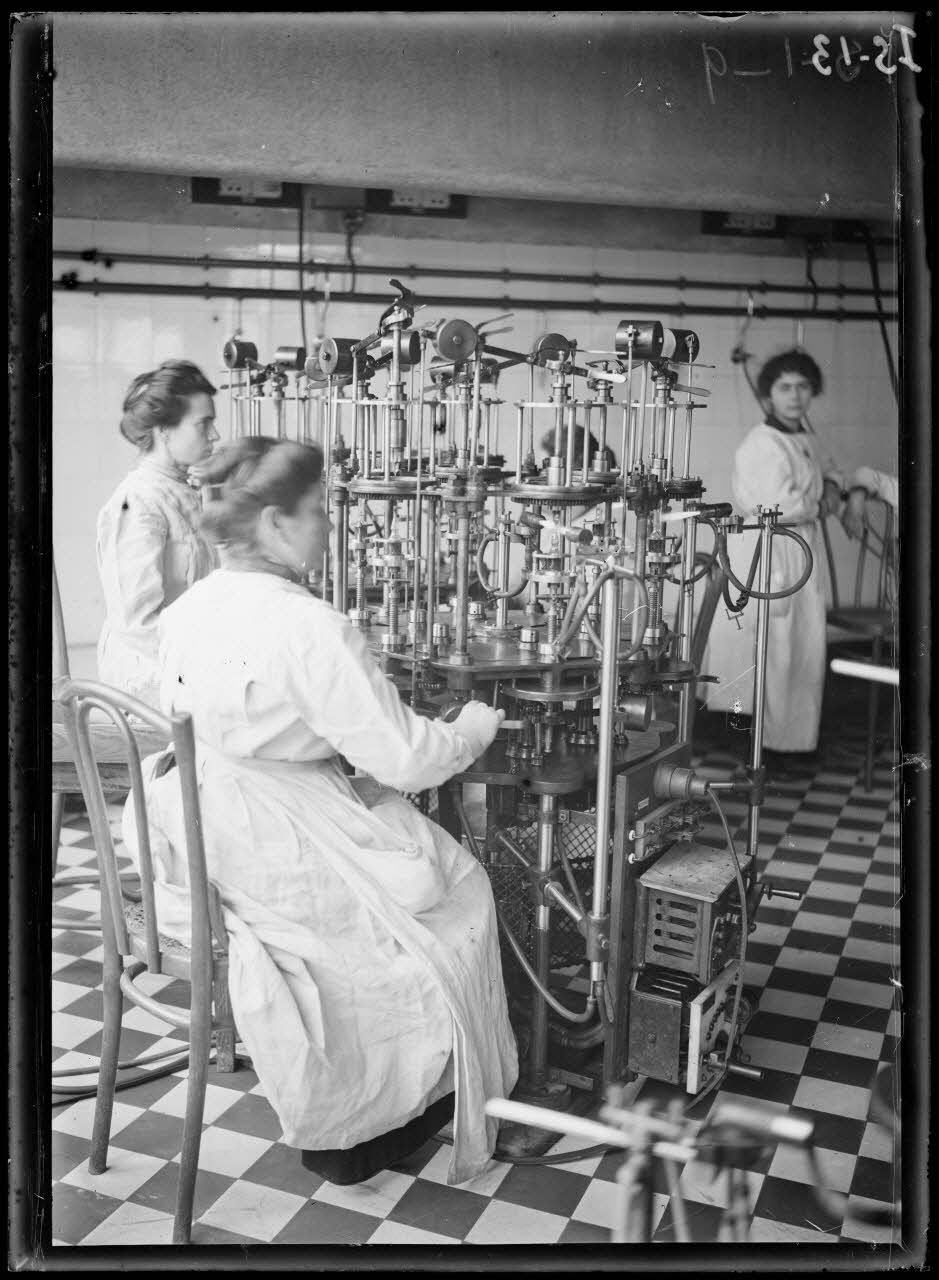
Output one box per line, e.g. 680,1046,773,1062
495,905,597,1024
475,527,530,599
706,519,815,604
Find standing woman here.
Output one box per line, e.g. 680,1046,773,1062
124,437,518,1186
701,350,844,763
96,360,220,707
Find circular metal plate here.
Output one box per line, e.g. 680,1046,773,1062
502,482,610,505
435,318,478,363
347,477,419,498
506,680,601,705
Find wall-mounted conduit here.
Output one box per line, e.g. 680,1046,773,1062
51,278,896,323
52,248,896,302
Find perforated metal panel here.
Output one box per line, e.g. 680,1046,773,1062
486,817,611,969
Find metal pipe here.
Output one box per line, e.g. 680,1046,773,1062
470,354,482,466
565,402,576,487
544,880,585,928
635,364,649,464
529,792,558,1087
332,488,349,614
590,571,620,988
53,249,897,299
747,510,775,861
495,515,511,629
677,512,699,741
52,279,895,323
452,510,471,660
423,500,439,656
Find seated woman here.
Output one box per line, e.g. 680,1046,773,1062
124,436,519,1186
96,360,220,707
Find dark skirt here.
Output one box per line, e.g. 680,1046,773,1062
300,1091,456,1185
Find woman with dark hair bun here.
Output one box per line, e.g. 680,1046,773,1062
701,348,846,765
96,360,220,706
123,437,518,1187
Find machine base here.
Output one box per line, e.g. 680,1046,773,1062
495,1081,575,1159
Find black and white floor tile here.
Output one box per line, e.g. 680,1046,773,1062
50,719,902,1251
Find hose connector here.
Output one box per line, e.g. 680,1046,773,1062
652,762,710,800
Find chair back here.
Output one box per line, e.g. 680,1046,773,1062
55,678,222,979
823,497,897,615
52,558,71,681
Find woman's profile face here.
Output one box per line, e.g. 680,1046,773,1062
766,371,813,429
166,392,219,467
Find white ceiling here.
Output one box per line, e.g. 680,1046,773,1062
53,12,905,219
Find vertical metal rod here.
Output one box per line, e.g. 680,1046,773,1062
424,499,438,655
652,377,667,472
526,365,536,466
495,516,511,630
528,791,558,1087
747,511,774,860
515,405,524,483
470,353,483,466
382,401,391,481
351,356,361,468
321,378,335,601
664,404,677,478
413,337,426,478
332,490,348,613
682,405,694,478
635,363,649,465
565,402,576,487
590,572,620,988
453,510,470,659
588,400,599,466
631,518,648,647
677,512,699,741
412,339,429,649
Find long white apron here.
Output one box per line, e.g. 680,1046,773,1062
699,424,832,752
126,747,518,1186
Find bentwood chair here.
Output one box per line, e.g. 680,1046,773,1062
823,497,898,790
52,560,168,927
56,677,237,1245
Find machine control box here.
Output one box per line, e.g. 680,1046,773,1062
633,841,752,984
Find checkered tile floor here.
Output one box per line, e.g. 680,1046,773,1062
51,721,902,1250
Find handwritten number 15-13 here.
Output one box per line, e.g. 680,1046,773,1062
812,26,921,77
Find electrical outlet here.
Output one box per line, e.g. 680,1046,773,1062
191,177,300,208
218,178,253,198
364,188,468,219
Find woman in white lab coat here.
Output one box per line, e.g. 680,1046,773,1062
700,350,844,759
96,360,220,707
125,437,518,1186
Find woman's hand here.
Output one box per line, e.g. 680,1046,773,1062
450,701,506,759
820,478,843,518
841,489,869,540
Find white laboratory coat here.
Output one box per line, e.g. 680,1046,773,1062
96,457,218,707
848,466,899,512
699,422,841,752
123,569,518,1185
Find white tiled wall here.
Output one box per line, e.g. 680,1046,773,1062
53,215,899,657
